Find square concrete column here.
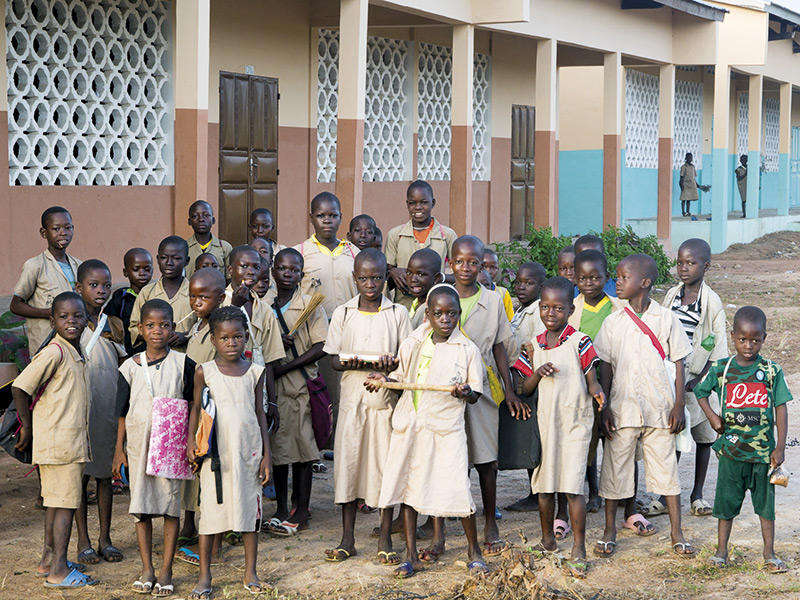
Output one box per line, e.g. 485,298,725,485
603,52,623,230
335,0,368,223
534,38,558,233
778,82,792,216
745,75,762,219
710,65,730,253
174,0,210,236
449,24,474,235
657,64,675,245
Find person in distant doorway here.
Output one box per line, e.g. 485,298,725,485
679,153,699,218
735,155,748,218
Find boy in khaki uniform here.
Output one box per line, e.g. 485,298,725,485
12,292,99,588
185,201,233,278
11,206,82,356
594,254,695,559
386,180,457,311
129,236,196,351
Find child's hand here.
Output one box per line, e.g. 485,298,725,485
14,425,31,452
364,372,388,392
708,412,724,434
505,390,531,420
389,267,410,294
186,439,197,464
230,283,251,307
535,362,559,378
342,356,365,370
601,405,616,439
169,331,189,347
770,447,785,469
685,375,702,392
259,456,271,486
281,333,295,349
452,383,472,398
668,403,686,434
267,402,281,433
112,449,128,479
377,354,399,373
588,382,605,409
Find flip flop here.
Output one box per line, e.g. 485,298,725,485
467,560,490,576
131,579,154,594
565,558,589,579
377,550,401,565
35,560,86,577
244,581,273,594
223,531,242,546
311,461,328,473
553,519,571,540
325,547,356,562
43,568,99,588
593,540,617,557
152,582,174,596
640,499,668,516
98,544,124,562
393,561,419,579
709,556,728,569
672,542,696,558
357,503,377,513
765,558,788,574
621,514,656,536
690,499,713,516
418,547,443,563
266,520,301,537
76,547,100,565
483,540,510,556
175,546,200,566
177,535,199,546
188,588,212,600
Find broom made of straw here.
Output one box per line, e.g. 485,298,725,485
288,292,326,336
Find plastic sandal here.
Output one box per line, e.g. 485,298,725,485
467,560,489,576
36,560,86,577
188,588,213,600
593,540,617,557
709,556,728,569
394,561,418,579
152,582,174,596
553,518,572,540
43,568,99,588
766,558,788,574
672,542,696,558
621,513,656,536
131,579,154,594
690,499,713,516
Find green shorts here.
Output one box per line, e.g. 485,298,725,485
713,456,774,521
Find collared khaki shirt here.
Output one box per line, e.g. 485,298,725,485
293,237,360,318
186,233,233,278
128,277,197,349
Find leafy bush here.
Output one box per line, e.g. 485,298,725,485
495,224,675,289
0,311,29,370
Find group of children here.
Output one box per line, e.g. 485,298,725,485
7,178,791,595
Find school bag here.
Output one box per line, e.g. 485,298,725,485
273,298,333,449
194,386,223,503
0,342,62,464
140,353,193,481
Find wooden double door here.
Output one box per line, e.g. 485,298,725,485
218,72,279,247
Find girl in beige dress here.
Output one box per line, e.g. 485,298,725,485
187,306,272,597
521,278,604,578
322,249,411,564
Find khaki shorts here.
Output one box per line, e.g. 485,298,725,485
599,427,680,500
180,477,200,512
39,463,85,509
685,389,718,445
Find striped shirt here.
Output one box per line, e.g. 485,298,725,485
671,285,702,342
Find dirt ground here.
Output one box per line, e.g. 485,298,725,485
3,232,800,600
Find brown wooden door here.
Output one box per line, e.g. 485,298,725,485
510,105,535,239
218,72,279,247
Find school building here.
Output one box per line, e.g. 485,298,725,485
2,0,800,294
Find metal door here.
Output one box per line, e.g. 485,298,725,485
219,72,279,247
791,126,800,207
510,105,535,239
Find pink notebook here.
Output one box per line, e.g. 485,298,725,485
146,397,194,480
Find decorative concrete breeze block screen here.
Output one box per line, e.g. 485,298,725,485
673,80,702,170
624,69,659,170
472,53,490,181
363,36,411,182
763,97,779,173
6,0,172,185
317,28,339,183
737,91,749,160
417,42,451,181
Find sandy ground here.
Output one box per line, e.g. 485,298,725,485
2,232,800,599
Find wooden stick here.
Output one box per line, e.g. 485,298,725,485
372,380,454,392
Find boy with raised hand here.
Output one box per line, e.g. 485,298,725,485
693,306,791,573
593,254,695,559
185,200,233,278
386,180,457,311
106,248,153,356
658,238,727,519
11,206,82,356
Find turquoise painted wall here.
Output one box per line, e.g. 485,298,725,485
558,149,603,235
760,171,779,210
620,149,658,222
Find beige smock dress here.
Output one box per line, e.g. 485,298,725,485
82,315,126,479
530,326,598,495
508,299,544,364
197,361,265,535
269,288,328,465
120,350,189,518
461,285,513,465
323,295,412,506
378,324,482,517
680,162,699,201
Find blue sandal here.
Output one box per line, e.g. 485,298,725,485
43,568,98,588
393,561,418,579
467,560,489,576
35,560,86,577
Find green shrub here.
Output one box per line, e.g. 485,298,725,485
494,224,675,290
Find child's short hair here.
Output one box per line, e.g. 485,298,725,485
541,276,575,304
158,235,189,258
250,207,273,222
574,249,607,274
259,255,270,272
230,244,261,265
195,252,219,269
275,247,304,270
620,253,658,288
517,261,546,284
349,214,376,231
51,291,85,315
209,306,248,336
574,234,604,255
452,235,485,258
191,267,226,294
483,248,498,261
124,247,151,265
427,284,460,307
558,245,575,258
407,179,433,199
354,247,387,271
310,191,341,212
141,298,174,322
188,199,213,215
41,206,70,228
733,306,767,333
250,237,274,263
373,226,383,246
679,238,711,263
77,259,110,282
409,248,442,272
